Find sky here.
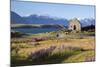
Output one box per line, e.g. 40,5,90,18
11,1,95,19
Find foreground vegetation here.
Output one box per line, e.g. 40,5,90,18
11,30,95,66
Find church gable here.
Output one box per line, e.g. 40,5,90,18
68,18,81,32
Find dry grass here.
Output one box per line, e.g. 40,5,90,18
11,32,95,66
63,50,95,63
11,37,95,60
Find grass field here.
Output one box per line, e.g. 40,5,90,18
11,31,95,66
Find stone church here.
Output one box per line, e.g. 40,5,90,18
68,18,81,32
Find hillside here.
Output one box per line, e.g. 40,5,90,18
11,11,25,24
11,11,68,26
11,11,95,27
82,25,95,31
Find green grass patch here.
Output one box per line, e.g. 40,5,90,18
63,50,95,63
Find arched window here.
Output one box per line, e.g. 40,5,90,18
73,25,76,30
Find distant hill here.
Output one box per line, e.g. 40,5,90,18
11,11,95,27
11,11,68,26
23,15,68,26
80,18,95,27
11,11,25,24
82,25,95,31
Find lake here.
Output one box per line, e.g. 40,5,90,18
12,27,62,34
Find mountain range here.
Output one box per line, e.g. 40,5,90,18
11,11,95,27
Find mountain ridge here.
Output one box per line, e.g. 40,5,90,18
11,11,95,27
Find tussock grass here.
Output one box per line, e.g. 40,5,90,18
63,50,95,63
11,31,95,66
